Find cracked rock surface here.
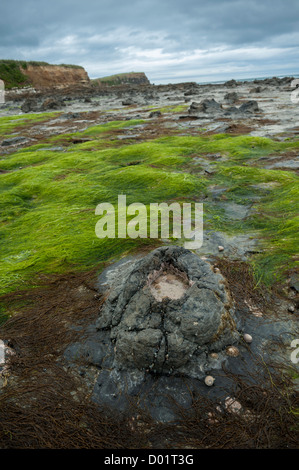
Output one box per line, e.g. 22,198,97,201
63,246,298,422
96,246,240,377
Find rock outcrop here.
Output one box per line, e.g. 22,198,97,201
21,64,89,89
96,246,240,377
92,72,150,86
0,60,89,90
188,98,223,115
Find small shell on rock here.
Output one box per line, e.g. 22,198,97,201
204,375,215,386
207,411,219,424
218,245,224,252
288,305,295,313
210,352,219,359
243,333,253,343
225,397,242,414
226,346,240,357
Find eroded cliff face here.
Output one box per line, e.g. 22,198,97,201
21,65,90,89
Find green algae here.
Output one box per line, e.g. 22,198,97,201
0,125,298,304
0,134,206,296
0,112,60,138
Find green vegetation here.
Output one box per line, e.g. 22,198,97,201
0,60,30,89
0,112,60,138
147,104,189,114
0,60,85,89
209,164,299,285
92,72,148,86
57,63,85,69
0,116,298,313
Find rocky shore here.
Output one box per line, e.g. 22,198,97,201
1,74,299,150
0,72,298,448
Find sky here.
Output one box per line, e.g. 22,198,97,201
1,0,299,84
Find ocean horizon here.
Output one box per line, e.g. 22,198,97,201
197,72,299,86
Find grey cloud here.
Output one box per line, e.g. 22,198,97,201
1,0,299,83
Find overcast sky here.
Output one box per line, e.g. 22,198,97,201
1,0,299,84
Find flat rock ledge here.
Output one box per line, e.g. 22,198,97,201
96,246,241,378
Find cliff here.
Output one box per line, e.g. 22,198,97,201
92,72,150,86
0,60,89,90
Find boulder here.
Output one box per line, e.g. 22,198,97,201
224,92,239,103
184,89,198,96
96,246,240,377
188,98,222,115
122,99,135,106
250,86,262,93
21,98,40,113
238,100,259,113
41,97,66,110
225,79,237,87
149,110,162,118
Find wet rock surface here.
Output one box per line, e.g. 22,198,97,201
96,246,240,375
63,246,298,422
2,75,299,150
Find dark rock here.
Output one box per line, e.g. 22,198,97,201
289,273,299,293
62,246,299,422
224,106,239,115
21,98,40,113
149,110,162,118
238,100,259,113
188,99,222,115
184,89,197,96
41,97,66,110
61,112,81,119
224,92,239,103
96,246,240,377
122,99,135,106
225,79,237,87
1,136,27,146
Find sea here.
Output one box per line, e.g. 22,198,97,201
197,73,299,86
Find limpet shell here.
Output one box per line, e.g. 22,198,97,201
243,333,253,344
226,346,240,357
204,375,215,386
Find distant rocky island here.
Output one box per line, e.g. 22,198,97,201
91,72,150,86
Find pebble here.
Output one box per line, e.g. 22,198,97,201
243,333,253,343
204,375,215,386
210,352,219,359
226,346,240,357
218,245,224,252
225,397,242,414
288,305,295,313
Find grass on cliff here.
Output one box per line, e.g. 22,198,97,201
0,60,30,89
92,72,146,86
0,60,85,89
0,123,298,311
